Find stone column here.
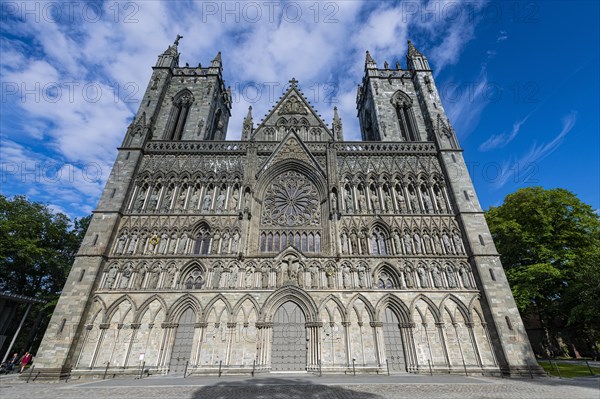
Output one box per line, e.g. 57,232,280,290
193,322,208,367
466,321,483,368
436,322,450,369
370,321,385,367
123,323,140,368
342,321,351,367
306,321,322,371
399,322,418,372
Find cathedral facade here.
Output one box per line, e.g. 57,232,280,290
35,39,540,378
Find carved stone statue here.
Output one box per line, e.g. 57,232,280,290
105,267,117,289
413,232,421,254
230,188,239,211
231,232,240,253
168,232,177,254
177,232,188,254
344,190,353,213
119,267,132,289
161,188,173,211
261,267,269,288
229,264,239,288
325,266,335,288
358,190,367,212
342,265,351,288
460,267,471,288
443,232,453,253
422,232,431,254
341,232,349,254
215,192,226,213
423,191,433,213
166,266,176,288
393,232,402,255
177,188,187,209
310,265,319,288
446,267,457,288
159,233,169,254
404,267,414,288
148,268,159,289
357,264,366,288
190,189,200,209
453,232,464,254
403,231,412,254
202,192,212,211
116,233,127,254
432,267,442,288
219,266,230,288
127,233,138,254
148,190,159,210
418,267,428,288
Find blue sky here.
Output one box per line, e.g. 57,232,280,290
1,0,598,218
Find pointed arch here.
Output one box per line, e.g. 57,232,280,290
167,294,203,323
260,286,318,323
346,294,376,321
104,294,136,323
318,294,347,323
165,89,194,140
409,294,441,323
372,262,401,289
86,296,107,325
232,294,261,321
203,293,232,321
134,295,168,323
374,294,410,323
439,294,472,324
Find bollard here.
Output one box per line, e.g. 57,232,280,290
319,361,322,377
585,360,594,376
218,360,222,377
184,360,189,378
386,359,390,376
352,358,356,376
26,365,35,383
528,362,533,379
252,360,255,377
553,360,562,379
103,362,110,380
427,359,432,377
139,361,145,379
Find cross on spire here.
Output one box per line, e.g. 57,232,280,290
174,34,183,46
289,78,298,88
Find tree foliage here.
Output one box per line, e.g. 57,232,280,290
486,187,600,356
0,195,90,353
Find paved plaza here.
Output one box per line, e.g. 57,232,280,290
1,373,599,399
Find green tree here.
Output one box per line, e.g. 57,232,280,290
0,195,90,353
485,187,600,357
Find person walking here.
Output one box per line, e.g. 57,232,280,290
19,352,32,373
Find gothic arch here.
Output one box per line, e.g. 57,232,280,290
390,90,413,107
318,294,347,323
346,294,376,321
103,295,136,324
374,294,410,323
134,295,168,324
179,260,207,277
439,294,472,324
372,262,401,289
203,294,232,321
259,286,318,323
255,159,327,200
167,294,203,323
86,296,107,325
231,294,261,322
409,295,441,323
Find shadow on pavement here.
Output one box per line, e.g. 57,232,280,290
190,376,384,399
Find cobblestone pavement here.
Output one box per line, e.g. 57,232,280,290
1,373,599,399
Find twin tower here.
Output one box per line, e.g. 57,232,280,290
33,37,541,379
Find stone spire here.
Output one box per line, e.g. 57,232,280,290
406,40,430,70
333,106,343,141
155,35,182,68
242,106,253,141
211,51,222,67
365,50,377,69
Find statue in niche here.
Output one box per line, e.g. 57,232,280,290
330,191,337,213
245,266,254,288
148,268,159,289
342,264,351,288
413,232,421,254
384,191,393,212
244,190,251,211
393,232,402,255
432,267,443,288
350,232,358,255
202,191,212,212
325,266,335,288
435,189,446,212
168,232,178,254
403,231,412,254
215,191,226,213
116,233,127,254
460,267,471,288
309,264,319,288
147,233,159,253
166,266,176,288
212,232,221,254
127,232,138,254
229,264,239,288
134,268,146,290
190,189,200,209
151,76,160,90
422,191,434,213
177,231,188,254
446,267,457,288
370,186,379,211
177,189,187,209
395,186,405,212
344,190,353,213
119,267,132,289
408,189,418,212
453,232,464,254
105,267,117,289
161,188,173,211
341,232,349,254
221,232,230,254
442,232,453,254
135,190,146,211
433,233,442,254
418,267,428,288
404,267,414,288
422,232,432,254
230,188,239,211
357,265,367,288
261,267,270,288
219,266,230,288
211,265,221,288
358,190,367,212
159,232,169,254
231,232,240,253
359,231,368,255
148,190,159,210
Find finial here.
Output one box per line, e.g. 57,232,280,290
174,34,183,46
365,50,375,64
289,78,298,88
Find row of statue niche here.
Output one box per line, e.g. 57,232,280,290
377,264,474,290
132,182,243,214
103,263,178,290
341,229,464,256
342,182,449,215
114,229,240,256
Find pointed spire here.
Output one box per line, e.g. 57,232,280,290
365,50,377,70
210,51,222,68
406,40,430,70
333,106,343,141
407,39,421,57
242,106,253,141
156,36,181,68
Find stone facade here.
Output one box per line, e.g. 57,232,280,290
33,39,542,378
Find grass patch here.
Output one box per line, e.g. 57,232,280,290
538,360,600,378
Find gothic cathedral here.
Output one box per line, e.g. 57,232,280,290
35,39,541,378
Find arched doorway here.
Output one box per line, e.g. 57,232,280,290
169,308,195,374
382,307,407,372
271,301,307,371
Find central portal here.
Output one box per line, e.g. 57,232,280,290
271,301,307,371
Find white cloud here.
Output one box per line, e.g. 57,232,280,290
479,112,533,151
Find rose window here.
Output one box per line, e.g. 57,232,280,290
262,171,320,227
